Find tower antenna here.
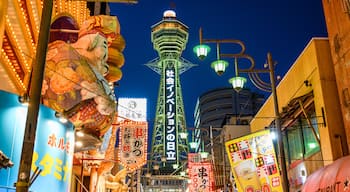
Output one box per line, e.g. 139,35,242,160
170,1,176,9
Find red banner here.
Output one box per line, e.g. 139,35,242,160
118,121,148,170
188,153,215,192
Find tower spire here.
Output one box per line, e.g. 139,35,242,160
145,10,194,189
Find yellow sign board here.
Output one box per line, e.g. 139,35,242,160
225,130,283,192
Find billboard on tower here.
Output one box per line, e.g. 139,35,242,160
165,64,177,162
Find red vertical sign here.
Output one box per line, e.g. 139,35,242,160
119,121,148,170
188,153,215,192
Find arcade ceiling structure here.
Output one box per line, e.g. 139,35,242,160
1,0,90,95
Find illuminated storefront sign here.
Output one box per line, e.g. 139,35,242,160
225,130,283,192
0,1,5,48
117,98,147,122
119,121,148,170
165,64,177,161
0,90,74,192
188,153,215,192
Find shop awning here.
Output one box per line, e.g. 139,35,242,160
280,91,314,128
302,155,350,192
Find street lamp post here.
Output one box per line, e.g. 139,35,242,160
16,0,53,191
194,28,289,192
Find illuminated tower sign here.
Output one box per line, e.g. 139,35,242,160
146,10,195,173
165,66,177,161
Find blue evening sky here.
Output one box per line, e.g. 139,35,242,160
109,0,327,128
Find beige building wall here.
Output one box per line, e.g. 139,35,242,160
250,38,347,165
322,0,350,152
223,124,250,143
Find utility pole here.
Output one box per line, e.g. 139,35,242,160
16,0,53,191
268,52,289,192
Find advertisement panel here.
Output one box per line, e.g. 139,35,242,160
225,130,283,192
164,64,177,162
117,98,147,122
0,90,74,192
188,153,215,192
118,121,148,171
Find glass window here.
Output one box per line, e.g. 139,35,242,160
282,104,320,165
302,111,320,157
286,125,304,162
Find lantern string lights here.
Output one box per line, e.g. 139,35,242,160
194,28,275,93
193,27,289,192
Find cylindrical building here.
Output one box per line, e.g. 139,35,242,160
194,87,265,129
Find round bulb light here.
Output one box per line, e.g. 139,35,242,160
145,173,151,178
161,156,167,162
179,131,188,139
172,164,179,169
153,164,160,170
189,142,198,149
199,151,209,159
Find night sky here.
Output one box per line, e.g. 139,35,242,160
109,0,328,128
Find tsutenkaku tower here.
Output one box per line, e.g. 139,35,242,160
146,10,195,173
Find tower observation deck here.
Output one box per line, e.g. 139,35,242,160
145,10,195,185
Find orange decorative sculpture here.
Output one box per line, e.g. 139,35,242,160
42,15,124,139
105,168,130,192
43,15,130,192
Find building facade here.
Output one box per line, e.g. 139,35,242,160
322,0,350,152
192,88,264,190
250,38,348,191
194,87,265,129
192,87,264,153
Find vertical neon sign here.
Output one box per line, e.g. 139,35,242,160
165,63,177,162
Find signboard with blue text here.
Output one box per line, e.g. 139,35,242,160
0,90,74,192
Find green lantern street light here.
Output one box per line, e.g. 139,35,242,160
229,76,247,91
194,27,247,82
194,28,289,192
211,60,229,76
229,57,247,91
193,44,211,60
193,27,212,60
